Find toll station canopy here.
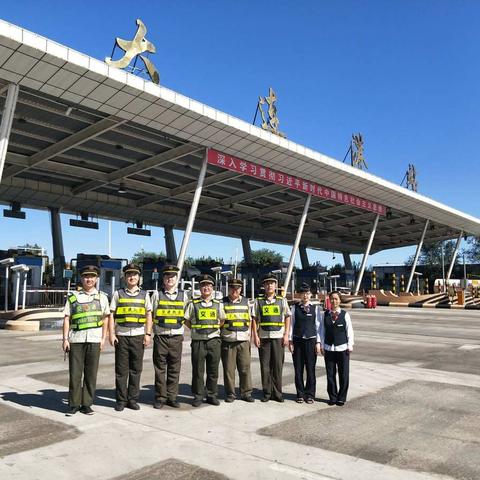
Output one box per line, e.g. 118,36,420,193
1,19,479,255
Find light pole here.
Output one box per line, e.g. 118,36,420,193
221,270,233,296
318,272,328,295
0,258,14,312
328,274,340,292
414,272,422,296
271,269,282,295
10,264,30,311
211,266,223,299
441,243,446,293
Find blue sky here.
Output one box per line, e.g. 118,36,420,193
1,1,478,267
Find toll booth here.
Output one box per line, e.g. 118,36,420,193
0,249,46,309
73,254,126,297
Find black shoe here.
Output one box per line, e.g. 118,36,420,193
206,397,220,406
242,396,255,403
66,406,80,416
261,397,270,403
192,398,202,407
166,399,180,408
336,401,345,406
153,401,165,409
273,397,284,403
225,395,235,403
114,402,125,412
328,401,336,406
127,400,140,410
80,406,94,415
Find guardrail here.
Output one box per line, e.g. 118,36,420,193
24,289,71,308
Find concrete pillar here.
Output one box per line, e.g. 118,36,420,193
342,252,353,271
299,245,309,269
164,225,177,263
241,236,253,265
49,207,65,287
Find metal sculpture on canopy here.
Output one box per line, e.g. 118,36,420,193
105,18,160,84
253,87,286,138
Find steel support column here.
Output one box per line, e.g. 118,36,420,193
283,194,312,296
0,83,19,182
353,214,380,295
406,220,430,292
49,207,66,287
176,149,209,278
241,236,253,265
164,225,177,263
445,230,463,284
299,245,309,269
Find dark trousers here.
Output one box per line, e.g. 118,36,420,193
153,334,183,402
324,350,350,403
68,342,101,407
259,338,284,400
115,335,145,403
191,337,221,400
221,340,252,398
292,337,317,399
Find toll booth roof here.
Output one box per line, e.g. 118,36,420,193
0,19,479,254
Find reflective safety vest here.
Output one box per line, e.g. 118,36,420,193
192,299,221,335
114,289,147,328
68,293,104,331
257,296,284,331
154,290,186,329
223,296,250,332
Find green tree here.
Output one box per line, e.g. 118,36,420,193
131,249,167,264
405,240,458,286
465,237,480,262
405,240,457,268
242,248,283,267
328,263,345,275
188,256,224,267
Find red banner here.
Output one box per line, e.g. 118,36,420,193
207,149,386,215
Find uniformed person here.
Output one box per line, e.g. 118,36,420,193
151,265,188,409
319,291,355,406
252,272,291,402
109,263,152,411
288,283,322,403
184,274,225,407
62,265,110,416
221,278,254,403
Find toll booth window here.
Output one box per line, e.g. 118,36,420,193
105,270,113,285
27,269,33,286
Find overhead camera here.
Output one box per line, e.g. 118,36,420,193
0,258,15,267
10,264,30,273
